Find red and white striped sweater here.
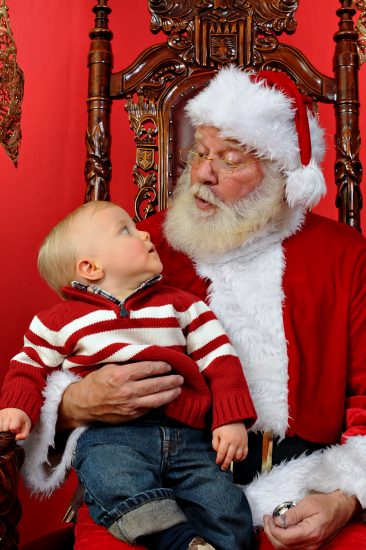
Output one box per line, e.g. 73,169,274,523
0,277,256,431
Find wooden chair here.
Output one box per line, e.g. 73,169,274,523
0,0,364,547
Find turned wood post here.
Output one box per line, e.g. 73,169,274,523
84,0,113,202
334,0,363,230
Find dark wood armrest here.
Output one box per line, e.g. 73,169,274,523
0,432,24,549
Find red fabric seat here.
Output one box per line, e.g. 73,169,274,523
72,504,366,550
20,525,74,550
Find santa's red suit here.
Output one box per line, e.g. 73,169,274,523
22,207,366,548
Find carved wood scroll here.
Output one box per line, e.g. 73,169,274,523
86,0,363,229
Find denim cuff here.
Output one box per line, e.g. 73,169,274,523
108,494,187,543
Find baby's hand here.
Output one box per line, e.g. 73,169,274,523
0,408,31,440
212,422,248,471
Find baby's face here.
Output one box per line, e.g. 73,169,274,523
82,204,163,290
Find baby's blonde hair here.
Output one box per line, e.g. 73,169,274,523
38,200,114,297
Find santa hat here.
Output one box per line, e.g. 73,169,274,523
185,66,326,209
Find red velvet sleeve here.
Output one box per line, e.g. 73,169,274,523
343,248,366,441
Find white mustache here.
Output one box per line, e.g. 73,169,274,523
190,183,223,208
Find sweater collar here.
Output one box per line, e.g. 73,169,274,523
64,275,162,317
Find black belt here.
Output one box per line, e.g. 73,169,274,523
233,431,327,486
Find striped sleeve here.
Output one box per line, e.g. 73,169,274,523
177,297,257,429
0,313,71,424
178,299,239,372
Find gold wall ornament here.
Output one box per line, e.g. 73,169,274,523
354,0,366,64
0,0,24,166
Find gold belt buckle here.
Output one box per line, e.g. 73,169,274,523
261,431,274,473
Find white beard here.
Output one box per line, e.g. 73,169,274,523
164,162,289,261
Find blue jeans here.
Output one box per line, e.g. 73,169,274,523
73,412,252,549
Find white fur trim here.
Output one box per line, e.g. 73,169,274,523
21,370,87,495
307,436,366,507
243,437,366,526
186,66,327,208
285,160,327,209
195,208,304,438
243,451,324,526
186,66,300,170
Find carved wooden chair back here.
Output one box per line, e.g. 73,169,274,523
85,0,363,230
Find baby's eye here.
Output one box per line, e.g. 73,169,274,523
121,227,130,236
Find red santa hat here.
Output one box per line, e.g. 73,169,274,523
185,66,326,209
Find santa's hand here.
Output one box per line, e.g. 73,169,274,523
263,491,361,549
58,361,184,430
212,422,248,471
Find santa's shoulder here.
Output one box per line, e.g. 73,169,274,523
285,211,366,257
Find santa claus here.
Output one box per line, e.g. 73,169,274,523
23,67,366,549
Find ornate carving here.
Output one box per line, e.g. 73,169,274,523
125,96,159,219
0,432,24,549
335,127,363,226
197,16,247,66
135,62,186,101
136,148,155,171
0,0,24,166
133,170,158,222
84,1,113,202
149,0,198,34
126,97,158,145
252,35,279,65
148,0,298,68
255,0,298,34
85,121,111,201
210,34,237,63
333,1,363,229
149,0,298,37
353,0,366,63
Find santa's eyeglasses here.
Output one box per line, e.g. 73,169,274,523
179,148,259,175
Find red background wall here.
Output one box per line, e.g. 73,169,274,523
1,1,365,545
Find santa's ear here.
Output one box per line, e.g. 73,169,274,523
76,259,104,282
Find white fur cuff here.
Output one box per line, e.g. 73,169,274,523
21,370,86,495
243,436,366,527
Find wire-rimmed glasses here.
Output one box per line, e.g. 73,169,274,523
179,148,259,175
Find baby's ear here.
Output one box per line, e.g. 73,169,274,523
76,259,104,282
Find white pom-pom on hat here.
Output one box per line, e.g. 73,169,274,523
185,66,326,209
